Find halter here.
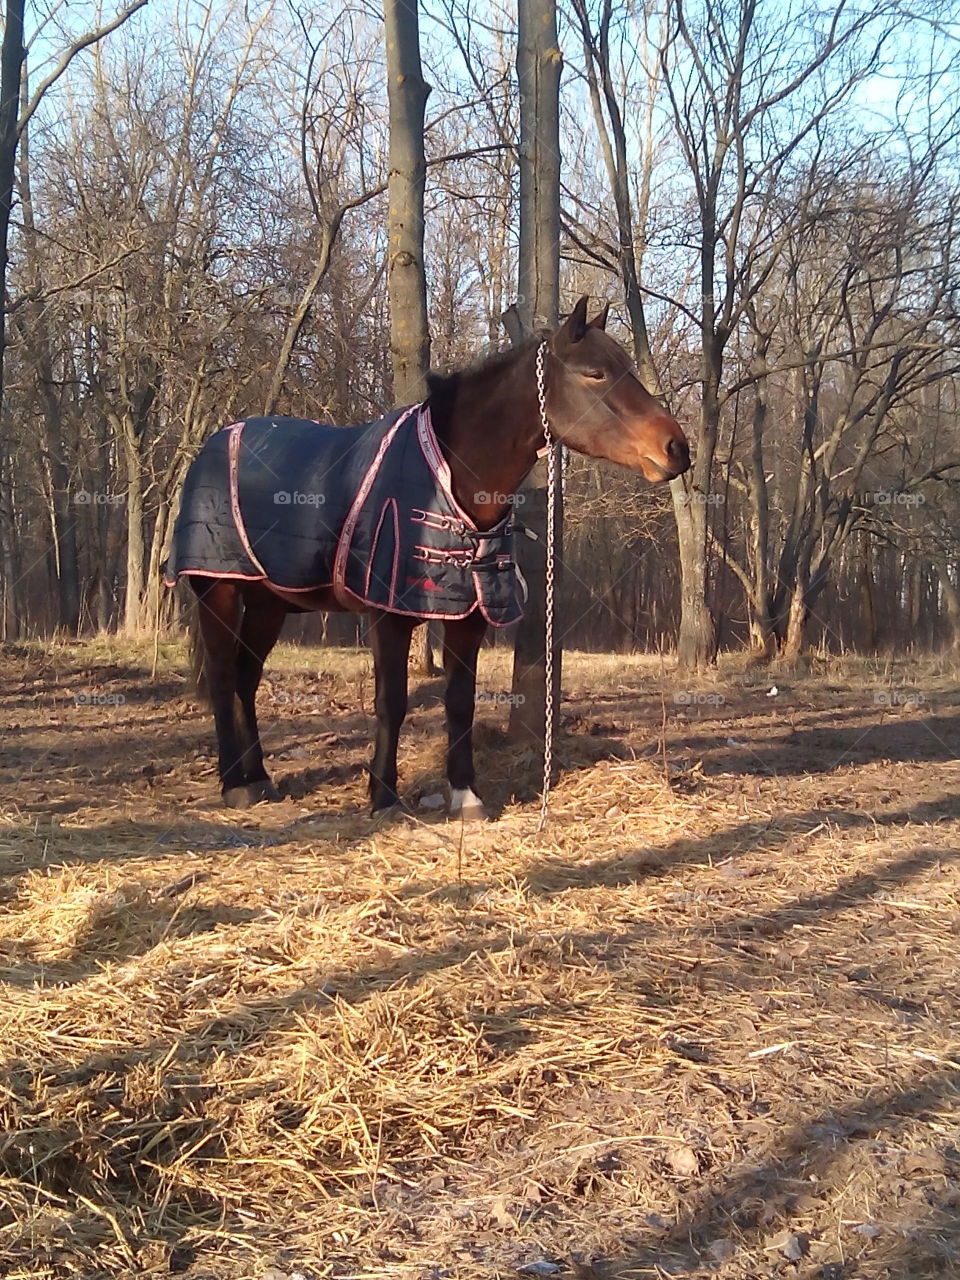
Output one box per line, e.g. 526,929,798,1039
535,341,557,831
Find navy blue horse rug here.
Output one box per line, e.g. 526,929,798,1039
165,406,523,625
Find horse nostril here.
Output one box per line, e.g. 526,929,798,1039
665,436,690,466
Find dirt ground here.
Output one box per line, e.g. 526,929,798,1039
1,637,959,1280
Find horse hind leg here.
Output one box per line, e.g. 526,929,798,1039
233,587,287,803
191,577,250,806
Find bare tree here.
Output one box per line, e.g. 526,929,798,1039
568,0,659,383
385,0,432,404
730,156,960,659
655,0,899,668
507,0,563,746
5,0,960,660
0,0,146,636
385,0,439,676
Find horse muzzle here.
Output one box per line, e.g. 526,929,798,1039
642,433,691,483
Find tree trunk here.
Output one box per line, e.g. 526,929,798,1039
909,556,922,632
744,335,776,657
934,560,960,655
0,0,25,639
384,0,435,676
115,388,157,637
385,0,431,407
675,533,716,668
674,244,721,670
859,529,878,652
782,579,809,662
18,87,80,633
673,348,719,670
508,0,562,746
42,395,81,633
673,490,716,669
123,429,147,635
0,482,17,639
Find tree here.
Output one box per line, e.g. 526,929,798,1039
730,154,960,659
656,0,899,668
0,0,147,637
507,0,563,747
385,0,438,675
568,0,659,384
385,0,432,405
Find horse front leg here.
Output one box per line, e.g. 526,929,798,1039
442,610,488,820
367,611,416,814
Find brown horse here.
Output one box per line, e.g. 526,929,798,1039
176,297,689,817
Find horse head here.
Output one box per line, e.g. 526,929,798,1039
544,296,690,483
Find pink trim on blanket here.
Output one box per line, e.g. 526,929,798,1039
164,569,265,587
417,408,514,542
365,498,400,605
228,422,269,576
332,405,418,608
416,407,479,529
337,578,482,622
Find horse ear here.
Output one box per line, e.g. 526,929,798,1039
589,302,610,331
558,295,589,345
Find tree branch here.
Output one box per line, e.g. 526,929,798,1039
19,0,150,139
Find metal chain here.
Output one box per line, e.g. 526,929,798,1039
536,341,556,833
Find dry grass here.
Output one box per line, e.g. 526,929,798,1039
2,640,960,1279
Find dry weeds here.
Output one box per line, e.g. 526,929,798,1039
1,639,959,1279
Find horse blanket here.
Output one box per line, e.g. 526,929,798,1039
165,406,523,626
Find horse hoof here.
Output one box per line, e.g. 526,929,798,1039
371,801,407,823
449,787,489,822
222,781,281,809
247,779,281,804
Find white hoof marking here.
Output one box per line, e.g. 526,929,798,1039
450,787,488,821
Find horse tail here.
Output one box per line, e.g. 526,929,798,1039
187,596,211,706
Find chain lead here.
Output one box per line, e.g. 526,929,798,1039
536,342,556,833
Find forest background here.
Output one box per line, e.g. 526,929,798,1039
2,0,959,666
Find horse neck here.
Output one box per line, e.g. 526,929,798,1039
434,344,544,519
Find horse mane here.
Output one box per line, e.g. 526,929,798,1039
424,334,543,428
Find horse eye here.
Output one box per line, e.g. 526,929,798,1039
583,369,605,381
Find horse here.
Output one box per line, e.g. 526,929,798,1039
167,296,690,819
